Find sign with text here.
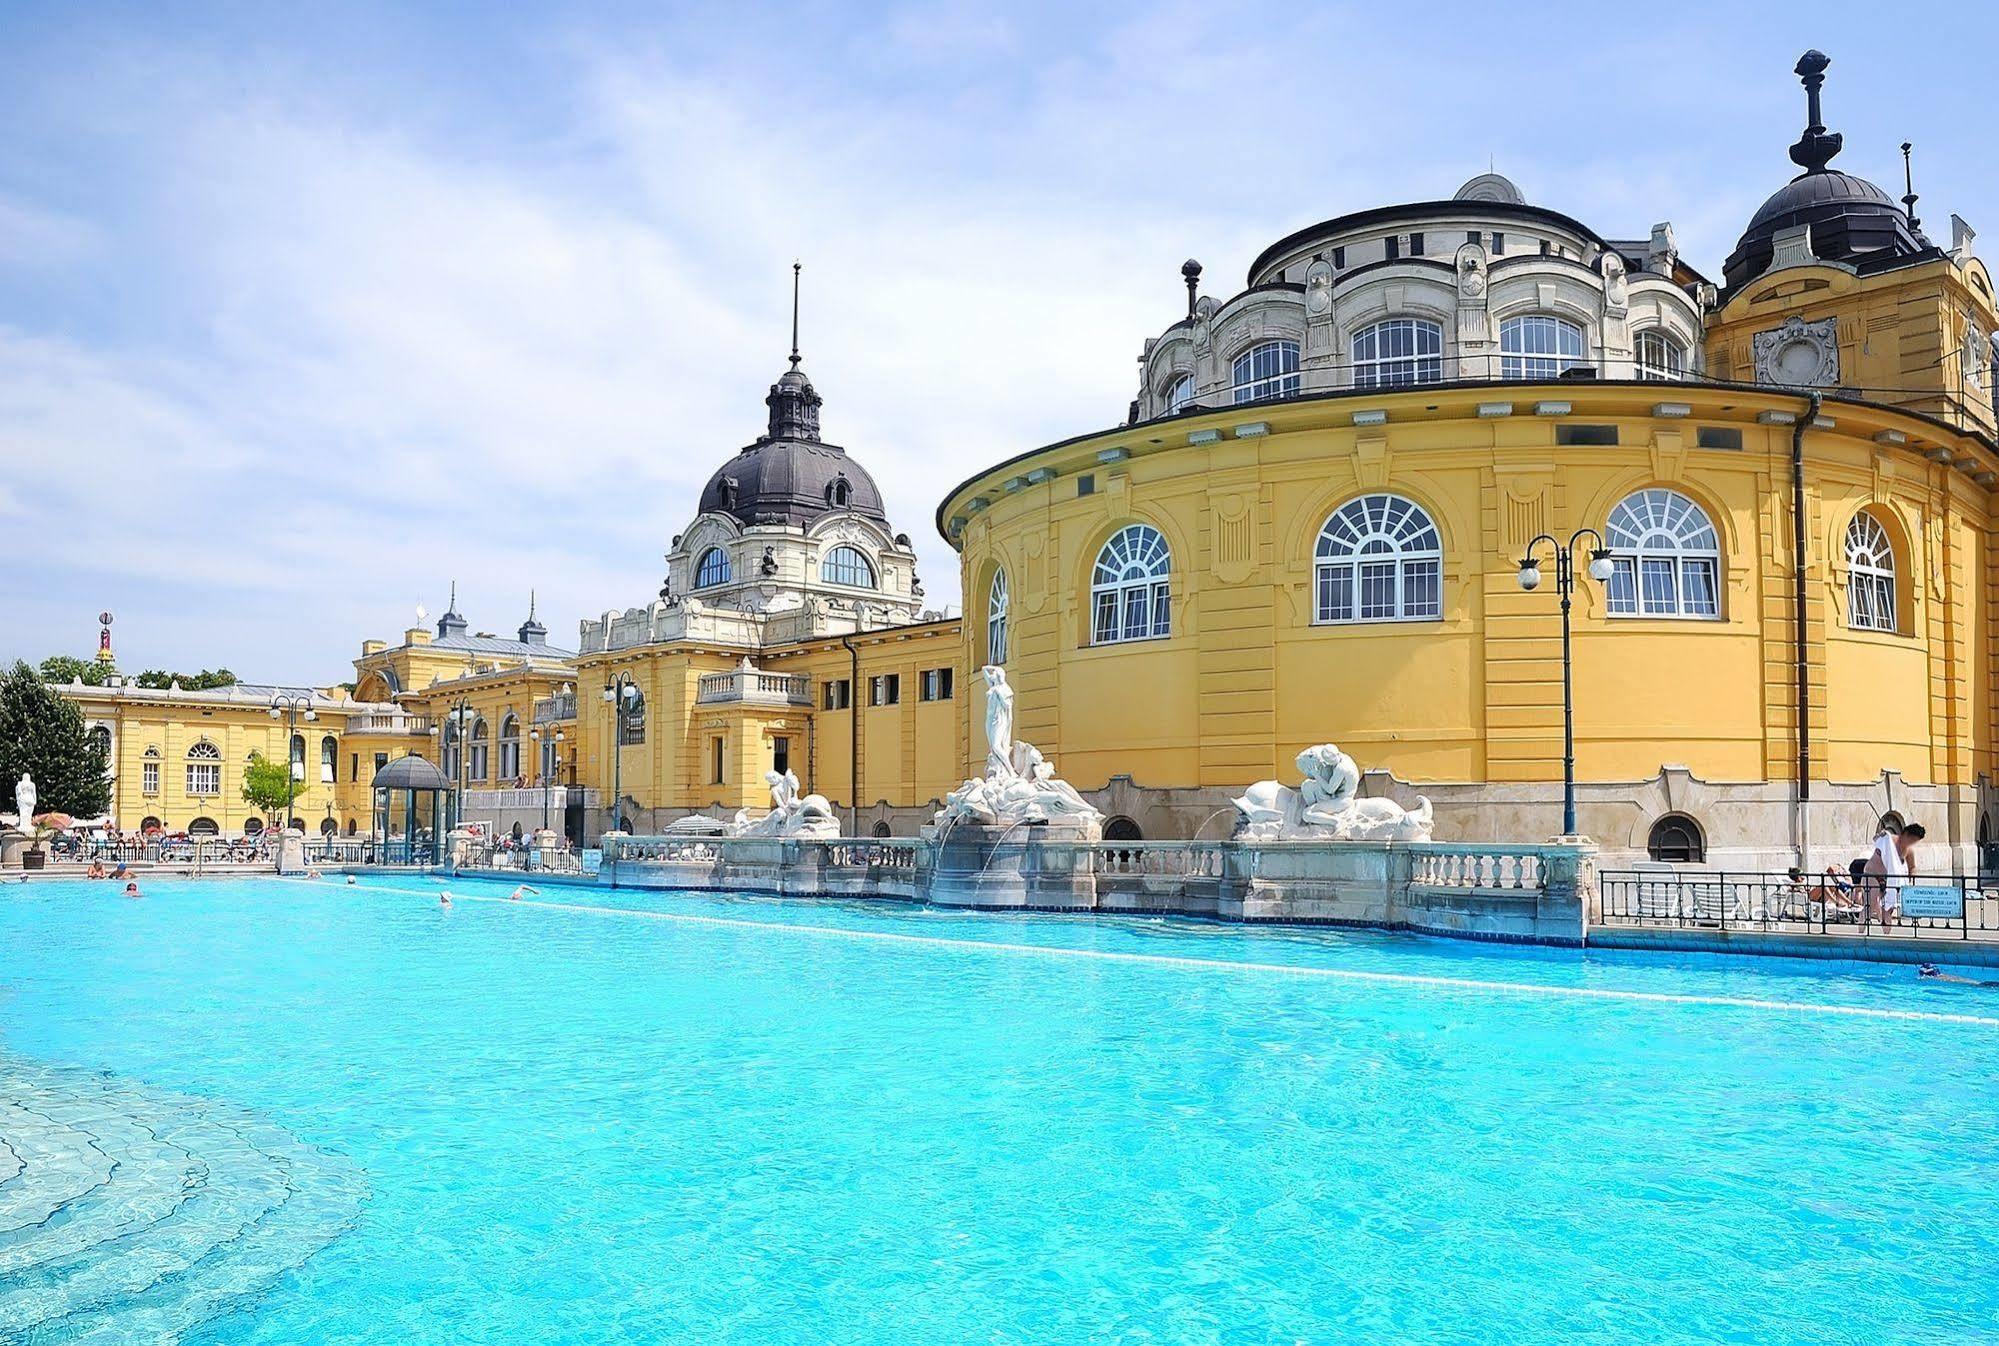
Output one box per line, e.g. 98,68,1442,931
581,848,603,875
1898,884,1964,920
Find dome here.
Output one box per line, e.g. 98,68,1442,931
371,755,450,792
1723,169,1924,292
697,364,889,528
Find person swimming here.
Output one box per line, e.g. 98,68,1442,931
509,885,540,901
345,875,358,885
121,882,142,899
438,890,451,906
1918,963,1999,987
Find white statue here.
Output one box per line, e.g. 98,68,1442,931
1233,745,1432,842
934,667,1103,834
13,772,34,829
732,769,838,839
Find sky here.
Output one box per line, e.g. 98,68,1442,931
4,0,1995,683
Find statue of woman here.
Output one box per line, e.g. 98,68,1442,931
14,772,34,828
982,665,1014,778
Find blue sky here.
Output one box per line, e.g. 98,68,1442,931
5,1,1994,682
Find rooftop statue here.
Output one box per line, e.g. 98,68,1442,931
1234,745,1433,842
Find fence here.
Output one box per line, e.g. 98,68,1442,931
1598,870,1999,942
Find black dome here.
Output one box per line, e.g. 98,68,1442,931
697,365,888,528
1723,170,1924,293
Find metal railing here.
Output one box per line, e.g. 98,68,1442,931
454,839,587,875
1598,870,1999,941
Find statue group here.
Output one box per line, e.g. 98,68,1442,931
933,667,1102,832
1233,745,1433,842
733,769,839,840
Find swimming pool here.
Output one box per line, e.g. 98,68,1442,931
2,875,1995,1344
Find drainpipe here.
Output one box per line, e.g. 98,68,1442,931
841,632,861,835
1793,391,1822,867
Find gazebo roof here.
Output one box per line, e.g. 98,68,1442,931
370,755,451,792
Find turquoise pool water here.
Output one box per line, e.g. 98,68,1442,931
2,874,1996,1344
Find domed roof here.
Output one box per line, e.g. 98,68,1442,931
697,363,889,528
371,755,450,792
1722,51,1929,294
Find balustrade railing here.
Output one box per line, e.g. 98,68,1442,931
1408,844,1548,891
695,670,813,706
1086,841,1229,879
532,692,577,725
347,712,433,735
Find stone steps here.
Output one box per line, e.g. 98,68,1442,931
0,1054,364,1344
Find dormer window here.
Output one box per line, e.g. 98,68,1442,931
695,547,731,589
828,476,852,508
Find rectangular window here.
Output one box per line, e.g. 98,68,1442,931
1539,239,1552,256
1384,236,1400,261
1467,230,1481,244
1093,591,1119,644
1317,567,1355,622
1491,232,1505,255
772,736,789,777
1358,561,1398,620
710,736,725,785
186,764,220,796
1555,424,1619,446
1639,557,1679,614
823,679,851,710
142,761,159,794
1408,232,1424,257
1681,559,1719,616
1697,426,1743,451
350,752,359,783
1331,245,1345,268
1077,474,1095,497
1404,560,1442,618
870,674,900,707
920,668,954,701
374,752,388,777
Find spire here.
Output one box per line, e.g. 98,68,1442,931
1788,50,1843,175
436,581,468,638
764,260,823,441
1900,142,1921,232
789,260,802,371
517,589,547,646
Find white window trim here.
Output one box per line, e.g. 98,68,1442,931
1351,319,1445,390
1845,512,1898,633
1313,494,1445,624
1499,315,1587,380
1230,340,1301,404
987,569,1010,665
1604,489,1723,621
1090,524,1173,645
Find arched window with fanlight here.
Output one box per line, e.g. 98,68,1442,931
823,545,877,589
1647,813,1705,864
1091,524,1172,644
498,714,522,782
1231,340,1300,403
1500,315,1586,379
1352,319,1444,389
1634,329,1686,381
1315,494,1444,623
468,716,489,781
1845,510,1898,632
694,547,731,589
1604,489,1721,619
1163,373,1194,414
987,569,1010,665
186,740,222,797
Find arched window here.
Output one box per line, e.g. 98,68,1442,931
1104,816,1144,842
320,734,337,783
244,817,264,835
1352,319,1444,389
1164,373,1195,414
987,569,1010,665
320,817,339,836
289,734,306,777
1634,329,1686,381
468,716,489,781
1605,489,1721,619
871,821,893,839
87,724,111,757
141,746,160,795
498,714,522,782
1091,524,1172,644
1315,494,1444,623
187,816,219,837
823,545,877,589
1500,315,1586,379
186,740,222,796
694,547,731,589
618,689,647,746
1845,511,1897,633
1647,814,1705,864
828,476,853,508
1231,340,1301,403
140,815,162,833
441,721,461,782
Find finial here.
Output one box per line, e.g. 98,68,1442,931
1900,142,1921,232
789,261,801,371
528,588,537,620
449,579,458,612
1788,50,1842,174
1182,258,1202,319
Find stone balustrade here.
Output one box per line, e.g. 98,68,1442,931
695,670,812,707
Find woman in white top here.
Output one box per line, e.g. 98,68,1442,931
1863,824,1919,924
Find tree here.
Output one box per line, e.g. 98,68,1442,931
0,661,112,818
134,668,238,690
241,751,298,826
37,654,113,687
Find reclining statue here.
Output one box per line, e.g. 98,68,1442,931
1233,744,1432,842
733,769,839,839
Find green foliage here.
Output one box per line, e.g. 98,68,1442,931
240,751,298,821
134,668,238,690
0,661,113,818
37,654,113,687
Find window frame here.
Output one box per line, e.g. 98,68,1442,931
987,569,1010,665
1844,510,1898,633
1313,494,1445,624
1603,489,1723,621
1090,524,1173,645
1163,373,1195,414
1499,315,1587,380
1351,318,1444,390
1230,339,1301,404
1633,328,1686,381
185,740,222,797
823,544,877,590
694,546,731,589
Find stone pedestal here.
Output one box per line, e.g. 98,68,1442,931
276,832,307,876
1,828,30,870
921,818,1102,910
446,828,478,869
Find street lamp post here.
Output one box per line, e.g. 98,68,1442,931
530,725,566,835
266,691,318,834
603,673,639,838
1516,529,1617,839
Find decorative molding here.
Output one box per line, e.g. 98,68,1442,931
1649,428,1687,484
1211,494,1258,584
1353,431,1391,490
1752,315,1840,388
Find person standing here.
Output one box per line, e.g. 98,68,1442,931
1863,822,1924,925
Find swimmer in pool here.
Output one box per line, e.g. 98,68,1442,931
1919,963,1999,987
438,890,451,906
509,885,540,901
122,882,142,899
345,875,357,885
